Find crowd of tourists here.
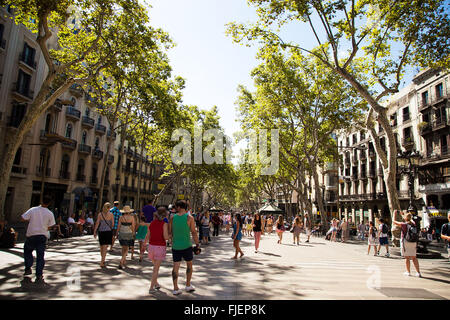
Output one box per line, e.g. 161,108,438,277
15,194,450,292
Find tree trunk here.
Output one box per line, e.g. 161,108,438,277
136,140,145,211
97,126,114,216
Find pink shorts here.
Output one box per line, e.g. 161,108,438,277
148,245,166,261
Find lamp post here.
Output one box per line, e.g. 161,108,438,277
397,150,421,213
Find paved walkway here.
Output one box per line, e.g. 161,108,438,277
0,231,449,300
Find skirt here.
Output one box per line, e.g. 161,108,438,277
201,226,210,238
98,231,113,246
368,236,378,246
402,240,417,257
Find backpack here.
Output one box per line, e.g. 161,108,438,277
371,227,377,238
405,223,419,243
381,223,389,234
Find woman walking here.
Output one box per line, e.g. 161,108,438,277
292,216,302,245
231,213,244,259
93,202,114,268
331,218,338,242
276,215,286,244
253,213,262,253
117,205,136,269
367,221,378,255
135,211,149,262
201,211,210,245
247,215,253,237
267,216,273,234
145,207,169,292
393,211,421,277
304,214,312,243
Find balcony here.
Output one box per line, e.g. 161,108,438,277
419,122,432,136
432,118,447,131
36,167,51,177
419,88,449,112
50,100,63,112
401,136,414,149
59,171,70,180
95,124,106,135
376,192,387,200
368,169,376,179
82,116,95,128
78,144,91,154
11,166,27,178
69,84,83,97
351,173,358,181
108,155,114,164
442,145,450,158
65,107,81,121
92,149,103,160
19,52,37,70
76,174,85,182
61,138,77,150
359,172,367,180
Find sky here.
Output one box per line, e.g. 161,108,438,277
146,0,416,150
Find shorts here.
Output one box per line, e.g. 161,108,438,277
172,247,193,262
379,237,389,246
148,245,166,261
119,239,135,247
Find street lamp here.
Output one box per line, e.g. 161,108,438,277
397,150,422,214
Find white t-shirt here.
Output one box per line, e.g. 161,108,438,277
68,217,76,224
22,206,56,238
86,217,94,225
379,223,388,238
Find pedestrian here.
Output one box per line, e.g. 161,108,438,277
340,218,348,243
367,221,378,255
93,202,114,268
21,195,56,286
145,207,169,292
135,211,149,262
267,216,273,234
331,218,338,242
142,199,156,224
231,213,244,259
201,211,210,245
376,218,390,257
393,211,421,277
292,216,302,245
117,205,136,269
253,213,262,253
169,200,200,295
276,215,285,244
440,212,450,262
304,214,312,243
358,221,365,241
212,212,221,237
247,214,253,237
225,213,231,233
109,200,121,251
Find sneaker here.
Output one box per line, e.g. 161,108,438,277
403,272,411,276
385,253,390,258
173,289,182,295
24,268,32,276
414,272,422,278
35,277,51,288
185,285,196,292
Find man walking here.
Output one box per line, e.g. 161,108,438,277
110,201,121,251
212,212,221,237
340,218,348,243
21,195,56,285
377,218,390,257
142,199,156,223
169,200,200,295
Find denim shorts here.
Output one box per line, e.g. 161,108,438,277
379,237,389,245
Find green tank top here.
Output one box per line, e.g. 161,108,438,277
172,213,192,250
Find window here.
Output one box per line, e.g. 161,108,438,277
403,127,411,139
65,123,73,138
422,91,429,105
95,137,99,149
352,134,357,145
71,97,76,106
61,154,70,175
44,114,52,133
85,108,90,117
402,106,410,122
81,131,87,144
9,103,27,127
13,148,22,166
0,23,5,44
390,112,397,127
77,159,85,176
436,83,443,98
360,131,365,140
16,70,31,97
423,112,430,123
21,42,36,68
97,116,102,124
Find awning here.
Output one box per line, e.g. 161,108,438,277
258,203,283,214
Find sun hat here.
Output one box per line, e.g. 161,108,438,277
120,205,134,214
